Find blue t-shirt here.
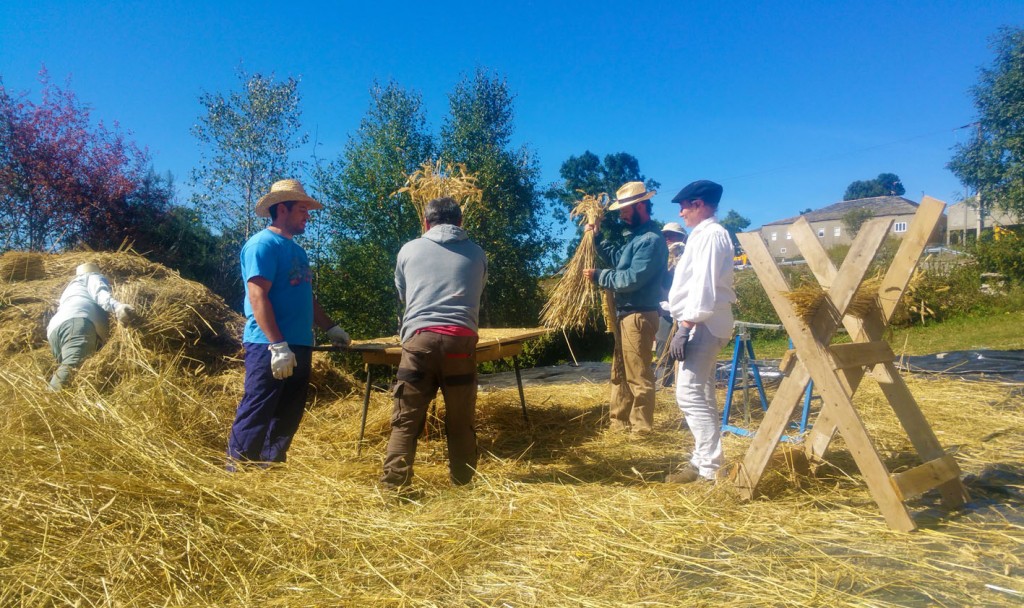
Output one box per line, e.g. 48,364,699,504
240,229,315,346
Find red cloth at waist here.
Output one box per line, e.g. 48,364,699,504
415,325,478,337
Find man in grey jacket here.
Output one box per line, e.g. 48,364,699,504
381,197,488,491
46,262,135,390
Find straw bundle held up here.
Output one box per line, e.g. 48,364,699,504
540,192,609,330
396,159,483,226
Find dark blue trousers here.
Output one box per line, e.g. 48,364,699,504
227,343,313,466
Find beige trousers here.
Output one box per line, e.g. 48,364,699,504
609,311,659,432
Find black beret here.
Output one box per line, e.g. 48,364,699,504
671,180,723,206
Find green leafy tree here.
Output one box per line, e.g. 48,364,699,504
720,209,751,247
547,151,660,255
949,27,1024,219
189,70,307,308
841,207,875,237
441,68,557,327
843,172,905,200
314,81,435,337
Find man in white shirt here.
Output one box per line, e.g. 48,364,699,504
46,262,134,390
665,181,736,483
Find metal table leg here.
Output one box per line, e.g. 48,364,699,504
358,363,373,455
513,355,529,423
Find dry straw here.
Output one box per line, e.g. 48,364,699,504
1,251,1022,606
396,159,483,226
785,276,882,322
540,192,609,331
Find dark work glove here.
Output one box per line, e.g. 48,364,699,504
670,326,691,362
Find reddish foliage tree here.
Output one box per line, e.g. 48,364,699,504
0,68,149,251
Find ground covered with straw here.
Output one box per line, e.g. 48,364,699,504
1,252,1022,606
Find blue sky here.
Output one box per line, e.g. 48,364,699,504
2,1,1021,237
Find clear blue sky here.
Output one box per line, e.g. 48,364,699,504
2,1,1021,236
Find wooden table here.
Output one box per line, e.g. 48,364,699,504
319,328,550,453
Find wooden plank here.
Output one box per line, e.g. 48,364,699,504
790,217,835,289
735,363,811,500
877,197,945,320
823,217,892,320
874,361,969,508
779,349,798,375
891,454,962,502
829,341,895,370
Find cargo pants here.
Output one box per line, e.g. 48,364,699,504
47,317,99,390
381,331,479,488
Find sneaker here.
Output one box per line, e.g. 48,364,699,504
665,464,702,484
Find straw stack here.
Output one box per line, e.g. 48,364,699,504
540,193,609,330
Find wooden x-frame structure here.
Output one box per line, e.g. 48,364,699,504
734,197,969,532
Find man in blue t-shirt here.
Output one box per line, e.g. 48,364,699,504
227,179,352,468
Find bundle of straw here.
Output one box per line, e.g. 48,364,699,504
396,159,483,225
540,192,609,330
785,276,882,322
0,251,45,282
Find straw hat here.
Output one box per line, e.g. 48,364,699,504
255,179,323,218
608,181,656,211
662,222,686,237
76,262,101,276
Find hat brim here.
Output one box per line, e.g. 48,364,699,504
608,190,656,211
255,192,323,218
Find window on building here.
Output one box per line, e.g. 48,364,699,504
834,227,841,237
818,229,825,238
780,247,787,254
894,222,907,233
771,232,777,241
785,232,792,240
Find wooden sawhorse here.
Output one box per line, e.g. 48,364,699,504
735,197,968,531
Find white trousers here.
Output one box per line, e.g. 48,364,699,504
674,324,729,479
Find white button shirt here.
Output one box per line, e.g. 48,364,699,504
667,217,736,339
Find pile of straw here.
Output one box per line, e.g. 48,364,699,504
540,192,608,330
785,276,882,322
396,159,483,225
1,345,1020,605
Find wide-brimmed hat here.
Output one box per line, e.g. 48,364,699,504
255,179,323,218
662,222,687,237
608,181,656,211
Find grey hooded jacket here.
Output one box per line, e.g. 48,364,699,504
395,224,487,343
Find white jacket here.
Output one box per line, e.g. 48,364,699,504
46,273,123,342
667,217,736,340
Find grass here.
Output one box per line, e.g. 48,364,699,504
748,309,1024,359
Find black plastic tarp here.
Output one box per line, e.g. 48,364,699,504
897,350,1024,383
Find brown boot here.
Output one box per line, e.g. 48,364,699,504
665,464,702,484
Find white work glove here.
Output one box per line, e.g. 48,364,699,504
326,325,351,347
114,303,135,323
268,342,296,379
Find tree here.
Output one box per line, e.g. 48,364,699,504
441,68,557,327
0,69,149,251
547,151,660,255
720,209,751,247
843,172,905,200
949,27,1024,219
189,69,308,308
190,70,307,239
842,207,875,237
314,81,435,337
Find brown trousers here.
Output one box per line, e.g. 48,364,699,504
381,331,479,487
609,311,659,431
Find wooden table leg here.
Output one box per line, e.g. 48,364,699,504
513,356,529,424
357,363,373,455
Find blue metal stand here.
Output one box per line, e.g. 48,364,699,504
720,322,815,442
